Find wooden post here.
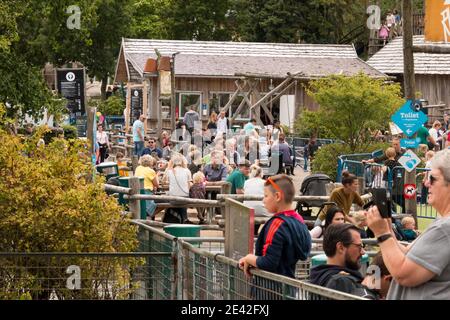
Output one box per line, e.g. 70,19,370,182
131,155,139,172
402,0,417,222
129,177,141,220
125,83,132,133
143,80,148,133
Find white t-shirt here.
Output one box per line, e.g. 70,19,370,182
243,178,270,217
217,117,228,133
429,128,441,142
96,131,109,145
168,167,192,197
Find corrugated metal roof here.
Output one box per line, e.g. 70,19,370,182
367,35,450,75
119,38,386,80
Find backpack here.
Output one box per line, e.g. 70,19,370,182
162,208,183,224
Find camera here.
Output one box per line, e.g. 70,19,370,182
364,188,392,218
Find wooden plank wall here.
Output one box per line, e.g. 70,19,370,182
146,77,320,130
415,74,450,123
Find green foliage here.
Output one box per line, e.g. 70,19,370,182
0,48,53,120
62,124,78,140
130,0,172,39
311,142,390,181
0,104,139,299
297,74,403,152
95,95,126,116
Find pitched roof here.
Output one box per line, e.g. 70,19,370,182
115,38,386,82
367,35,450,75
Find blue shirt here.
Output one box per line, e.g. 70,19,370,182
244,122,255,134
132,120,144,142
141,147,163,158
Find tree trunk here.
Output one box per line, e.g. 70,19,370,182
100,75,108,101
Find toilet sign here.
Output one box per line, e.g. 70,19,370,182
404,184,417,200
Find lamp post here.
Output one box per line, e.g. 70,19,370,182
171,52,180,131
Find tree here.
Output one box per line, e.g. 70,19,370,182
296,73,404,152
130,0,172,39
167,0,232,40
0,104,140,299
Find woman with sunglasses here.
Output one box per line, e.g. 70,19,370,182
367,148,450,300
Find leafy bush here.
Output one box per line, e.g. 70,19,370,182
62,124,78,140
0,105,139,299
96,95,125,116
294,74,404,151
312,142,390,181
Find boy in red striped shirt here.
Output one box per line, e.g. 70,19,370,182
239,174,311,279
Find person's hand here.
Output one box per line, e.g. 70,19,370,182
238,255,253,278
366,206,391,237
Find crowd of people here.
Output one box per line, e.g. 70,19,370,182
98,109,450,300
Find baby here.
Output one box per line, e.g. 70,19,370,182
401,216,419,241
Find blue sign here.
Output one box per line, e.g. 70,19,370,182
391,100,428,137
400,138,419,149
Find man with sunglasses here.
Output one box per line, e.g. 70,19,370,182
141,137,162,159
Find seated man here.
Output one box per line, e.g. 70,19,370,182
141,137,163,159
309,224,374,298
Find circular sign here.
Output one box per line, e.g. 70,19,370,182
134,90,139,97
404,184,417,200
66,72,76,82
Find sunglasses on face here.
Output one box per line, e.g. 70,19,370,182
428,174,437,185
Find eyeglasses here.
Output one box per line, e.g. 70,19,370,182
266,178,284,198
346,242,366,250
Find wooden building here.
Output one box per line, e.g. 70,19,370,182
114,38,385,134
368,35,450,121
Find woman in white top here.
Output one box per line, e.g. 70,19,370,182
96,123,110,164
216,110,228,135
428,121,443,150
243,165,270,235
164,153,193,223
309,206,345,239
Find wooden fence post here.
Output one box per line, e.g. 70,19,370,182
129,177,141,219
132,155,139,173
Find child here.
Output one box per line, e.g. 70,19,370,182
189,171,206,224
116,152,129,177
401,216,419,241
238,174,311,279
353,211,368,239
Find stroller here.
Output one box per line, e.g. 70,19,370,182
295,174,335,220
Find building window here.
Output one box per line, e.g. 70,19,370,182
209,92,250,120
177,92,202,118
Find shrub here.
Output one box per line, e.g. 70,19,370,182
0,105,139,299
62,124,78,140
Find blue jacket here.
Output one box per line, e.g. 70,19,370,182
255,211,311,278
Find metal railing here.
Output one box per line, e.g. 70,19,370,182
0,252,167,300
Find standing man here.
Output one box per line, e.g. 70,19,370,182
443,113,449,132
363,137,406,163
133,114,146,157
184,104,200,135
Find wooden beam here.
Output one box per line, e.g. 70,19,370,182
125,83,132,132
230,81,257,124
251,83,271,125
222,79,246,114
413,45,450,54
250,76,293,110
266,80,296,107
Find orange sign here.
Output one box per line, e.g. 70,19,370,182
425,0,450,42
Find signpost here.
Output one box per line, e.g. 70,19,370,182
391,100,428,137
400,138,420,149
56,68,86,118
130,88,143,127
398,149,421,172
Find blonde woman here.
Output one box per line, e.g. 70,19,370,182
134,155,159,218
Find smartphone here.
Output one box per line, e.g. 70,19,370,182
369,188,392,218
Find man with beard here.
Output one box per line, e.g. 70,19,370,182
309,224,377,298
